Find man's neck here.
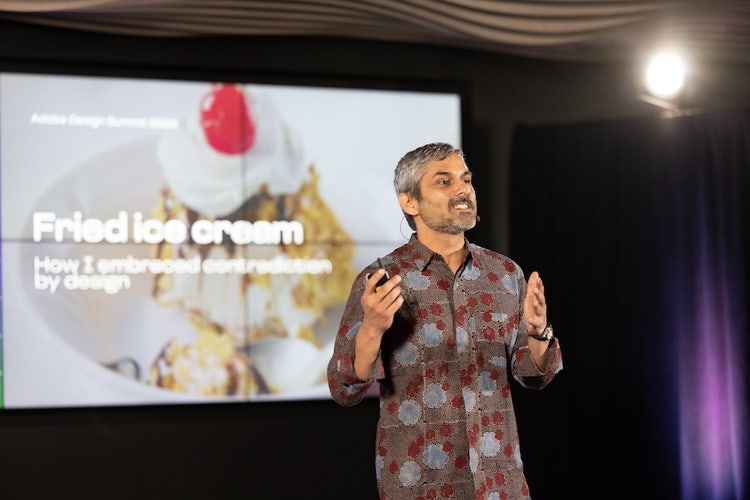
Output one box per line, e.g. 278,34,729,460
416,230,466,274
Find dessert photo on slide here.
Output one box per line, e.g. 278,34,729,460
0,72,462,409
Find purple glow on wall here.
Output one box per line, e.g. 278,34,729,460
677,220,747,499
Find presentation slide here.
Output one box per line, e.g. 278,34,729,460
0,71,461,409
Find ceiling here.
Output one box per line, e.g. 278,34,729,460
0,0,749,65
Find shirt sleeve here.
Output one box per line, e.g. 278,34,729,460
327,270,384,406
512,335,563,390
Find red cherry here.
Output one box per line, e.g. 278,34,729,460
200,84,256,154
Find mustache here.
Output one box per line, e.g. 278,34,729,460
448,196,475,210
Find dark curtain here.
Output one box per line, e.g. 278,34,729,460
508,109,750,500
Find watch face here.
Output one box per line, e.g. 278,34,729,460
543,325,553,340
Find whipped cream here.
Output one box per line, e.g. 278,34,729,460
157,86,307,218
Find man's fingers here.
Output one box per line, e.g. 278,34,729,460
376,272,402,296
365,268,387,293
363,272,402,312
385,293,405,315
380,278,403,312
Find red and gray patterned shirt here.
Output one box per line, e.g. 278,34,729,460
328,235,563,499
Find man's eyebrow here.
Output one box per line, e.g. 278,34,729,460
431,169,473,178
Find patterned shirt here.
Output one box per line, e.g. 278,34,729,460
328,235,563,499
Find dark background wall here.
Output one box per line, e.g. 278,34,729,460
1,20,749,499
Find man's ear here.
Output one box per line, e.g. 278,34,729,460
398,192,418,217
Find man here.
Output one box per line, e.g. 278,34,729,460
327,142,562,499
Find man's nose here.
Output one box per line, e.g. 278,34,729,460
454,182,471,197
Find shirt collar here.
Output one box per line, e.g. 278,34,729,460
407,233,479,272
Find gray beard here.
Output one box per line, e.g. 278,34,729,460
418,195,478,234
421,214,477,234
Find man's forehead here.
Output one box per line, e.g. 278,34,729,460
423,153,469,174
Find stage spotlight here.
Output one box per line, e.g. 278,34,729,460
644,49,687,99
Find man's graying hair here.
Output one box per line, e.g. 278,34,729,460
393,142,466,231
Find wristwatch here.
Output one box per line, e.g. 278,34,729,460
528,323,554,342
